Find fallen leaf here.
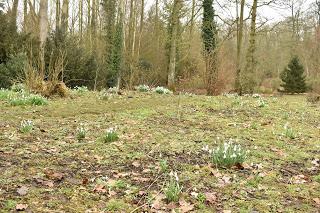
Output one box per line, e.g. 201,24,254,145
133,177,150,182
45,170,64,181
93,184,107,193
179,200,194,213
82,178,89,185
311,159,319,167
151,194,165,210
43,180,54,188
138,190,146,196
223,210,232,213
16,204,28,211
108,190,117,197
17,186,28,196
313,198,320,205
204,192,217,204
132,161,141,168
292,175,308,184
271,147,287,157
190,191,198,198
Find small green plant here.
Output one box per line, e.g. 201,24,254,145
154,86,172,94
103,127,119,142
197,192,206,204
20,120,33,133
164,171,183,203
252,93,262,99
159,159,168,173
284,123,295,139
313,174,320,183
257,98,267,108
108,87,118,94
76,124,86,141
105,199,128,212
114,180,127,189
11,83,26,93
232,96,243,106
136,84,150,92
205,140,248,168
74,86,89,94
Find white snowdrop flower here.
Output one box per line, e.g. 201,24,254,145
174,172,179,182
223,154,227,159
231,154,237,158
209,149,213,154
202,145,209,152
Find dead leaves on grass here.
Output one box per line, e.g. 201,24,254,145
150,193,194,213
16,204,28,211
17,186,29,196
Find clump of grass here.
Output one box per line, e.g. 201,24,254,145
11,83,26,92
20,120,33,133
76,124,86,141
0,89,13,100
164,171,183,203
136,84,150,92
98,89,112,100
204,140,248,168
154,86,172,94
159,159,169,173
105,199,128,212
9,93,48,106
103,127,119,142
284,123,295,139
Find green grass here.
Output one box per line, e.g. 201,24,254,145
0,92,319,212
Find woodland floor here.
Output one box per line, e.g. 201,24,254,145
0,92,320,212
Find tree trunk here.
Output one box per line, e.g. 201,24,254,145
39,0,48,78
56,0,60,33
11,0,19,28
136,0,144,60
235,0,245,94
242,0,257,94
79,0,83,39
91,0,97,48
61,0,69,36
168,0,182,90
24,0,28,31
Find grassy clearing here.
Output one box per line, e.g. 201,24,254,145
0,91,319,212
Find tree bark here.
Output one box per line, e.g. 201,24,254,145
235,0,245,94
242,0,258,94
24,0,28,31
11,0,19,28
168,0,182,90
39,0,49,78
61,0,69,36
